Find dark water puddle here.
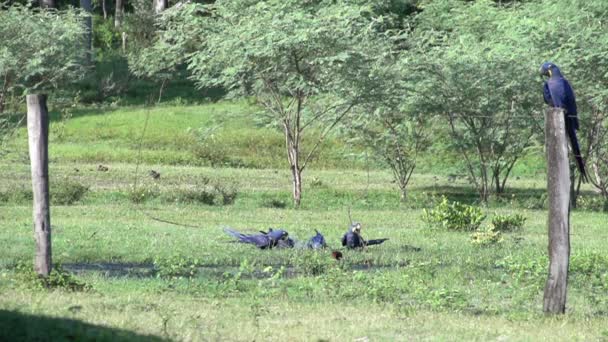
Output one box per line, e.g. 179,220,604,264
63,262,156,278
62,261,410,279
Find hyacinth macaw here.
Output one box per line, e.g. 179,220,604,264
306,229,327,249
341,222,388,249
223,227,291,249
539,62,588,182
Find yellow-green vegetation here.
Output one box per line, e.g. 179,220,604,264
1,104,608,340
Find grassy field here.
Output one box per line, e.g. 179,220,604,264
1,102,607,341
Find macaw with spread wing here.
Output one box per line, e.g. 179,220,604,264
540,62,588,182
341,222,388,249
223,227,291,249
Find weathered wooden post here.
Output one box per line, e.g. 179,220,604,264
543,107,571,314
27,94,52,277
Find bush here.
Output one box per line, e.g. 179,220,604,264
470,226,503,247
12,263,91,292
154,255,201,280
164,178,238,206
127,184,160,203
491,213,526,232
293,252,331,276
422,197,486,231
261,198,288,209
577,195,608,212
52,179,89,205
0,186,33,204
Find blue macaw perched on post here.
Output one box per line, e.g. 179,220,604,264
341,222,388,249
540,62,588,182
306,229,327,249
223,227,292,249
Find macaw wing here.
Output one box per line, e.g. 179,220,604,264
543,82,552,106
343,232,364,249
563,80,579,129
223,228,270,248
276,237,295,249
307,230,326,249
366,238,389,246
546,78,565,109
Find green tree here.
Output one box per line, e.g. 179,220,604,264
347,56,428,201
154,0,392,206
0,5,86,141
410,0,539,202
511,0,608,206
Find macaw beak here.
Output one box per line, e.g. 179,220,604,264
539,66,551,77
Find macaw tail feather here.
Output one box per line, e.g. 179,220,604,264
223,227,245,240
365,238,389,246
567,126,589,183
575,154,589,183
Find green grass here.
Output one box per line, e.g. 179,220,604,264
5,100,368,169
1,103,607,341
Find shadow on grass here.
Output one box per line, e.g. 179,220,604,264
0,309,168,342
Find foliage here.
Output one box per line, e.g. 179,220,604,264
12,262,91,292
422,196,486,231
577,195,608,212
0,5,87,97
292,252,332,276
145,0,395,206
127,184,160,203
154,254,201,280
470,226,503,247
164,177,238,205
346,54,430,201
51,178,89,205
0,5,87,157
491,213,526,232
409,0,541,202
127,2,202,82
0,185,33,204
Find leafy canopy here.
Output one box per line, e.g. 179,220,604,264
0,5,87,95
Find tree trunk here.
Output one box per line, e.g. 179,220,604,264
291,165,302,207
27,94,52,277
80,0,93,65
543,108,571,314
153,0,168,14
102,0,108,19
115,0,124,28
40,0,56,9
284,121,302,207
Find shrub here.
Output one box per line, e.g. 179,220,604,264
293,252,331,276
0,186,33,204
310,177,325,188
577,195,608,212
12,263,91,292
422,197,486,231
491,213,526,232
127,184,160,203
164,178,238,206
262,198,288,209
521,193,547,210
470,226,503,246
52,179,89,205
153,255,201,280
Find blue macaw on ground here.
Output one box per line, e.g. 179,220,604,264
223,227,291,249
306,229,327,249
540,62,588,182
341,222,388,249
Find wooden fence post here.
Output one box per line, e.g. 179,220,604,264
27,94,52,277
543,107,571,314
